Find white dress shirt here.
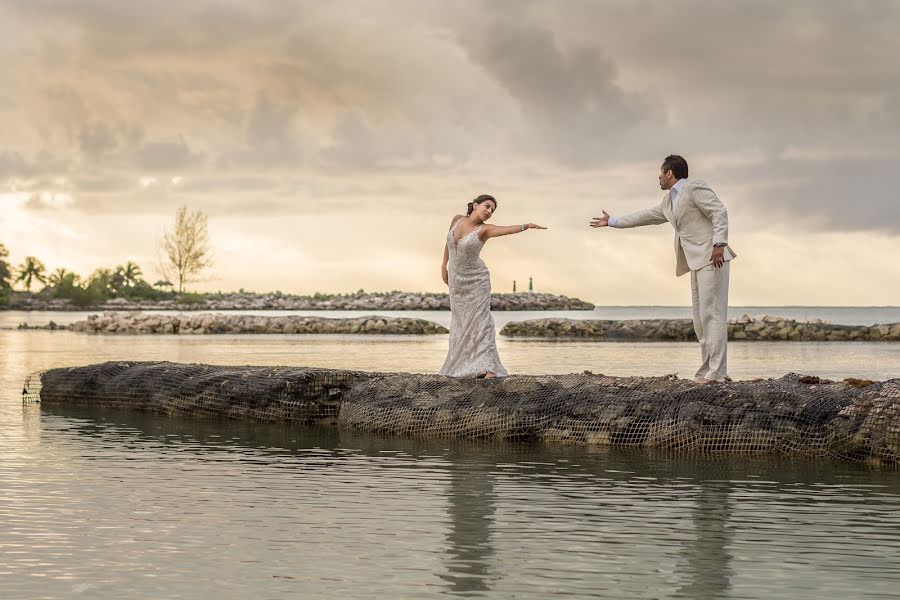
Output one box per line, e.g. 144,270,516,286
609,178,685,228
668,178,686,213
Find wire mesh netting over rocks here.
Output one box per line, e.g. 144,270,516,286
23,362,900,467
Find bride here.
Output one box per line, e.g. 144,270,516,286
439,194,546,379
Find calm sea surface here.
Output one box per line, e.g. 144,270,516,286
2,308,900,598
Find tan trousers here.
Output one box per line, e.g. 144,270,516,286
690,262,730,381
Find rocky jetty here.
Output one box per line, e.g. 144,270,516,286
65,312,448,335
26,361,900,466
7,291,594,312
501,316,900,341
16,320,65,331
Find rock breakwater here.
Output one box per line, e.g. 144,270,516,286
8,291,594,312
66,312,448,335
501,316,900,341
26,361,900,466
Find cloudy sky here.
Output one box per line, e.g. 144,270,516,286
1,0,898,305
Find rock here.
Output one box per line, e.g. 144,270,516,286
65,312,449,336
31,362,900,467
500,318,900,343
5,291,593,312
843,378,876,388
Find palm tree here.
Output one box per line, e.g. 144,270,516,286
108,271,126,294
87,268,113,293
119,261,143,288
48,267,78,287
16,256,47,291
0,243,12,290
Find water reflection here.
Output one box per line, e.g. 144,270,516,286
675,480,733,599
441,450,497,595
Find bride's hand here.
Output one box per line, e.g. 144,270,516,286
525,223,547,230
442,267,449,285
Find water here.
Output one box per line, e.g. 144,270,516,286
2,309,900,598
3,327,899,383
3,405,900,599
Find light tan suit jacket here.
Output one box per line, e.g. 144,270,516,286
614,179,736,276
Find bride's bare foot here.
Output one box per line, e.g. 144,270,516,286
484,371,497,379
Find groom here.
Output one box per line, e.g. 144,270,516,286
590,155,736,383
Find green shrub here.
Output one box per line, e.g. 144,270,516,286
125,280,166,301
176,292,207,305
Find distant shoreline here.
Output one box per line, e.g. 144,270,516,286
3,291,595,312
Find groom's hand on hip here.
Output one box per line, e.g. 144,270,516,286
589,210,611,228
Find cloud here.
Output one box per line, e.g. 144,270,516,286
132,136,205,171
22,191,74,211
453,20,659,167
78,120,145,162
245,91,297,148
78,121,119,160
0,149,70,180
0,151,33,178
71,173,134,193
719,156,899,233
0,0,899,307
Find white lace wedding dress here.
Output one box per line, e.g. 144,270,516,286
439,221,508,378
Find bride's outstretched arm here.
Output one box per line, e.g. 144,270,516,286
481,223,546,240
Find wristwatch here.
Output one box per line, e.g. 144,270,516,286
713,242,727,247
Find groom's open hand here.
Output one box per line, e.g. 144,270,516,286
589,210,611,228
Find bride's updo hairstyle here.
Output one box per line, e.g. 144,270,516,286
466,194,497,216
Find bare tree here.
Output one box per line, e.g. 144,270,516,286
159,206,212,293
